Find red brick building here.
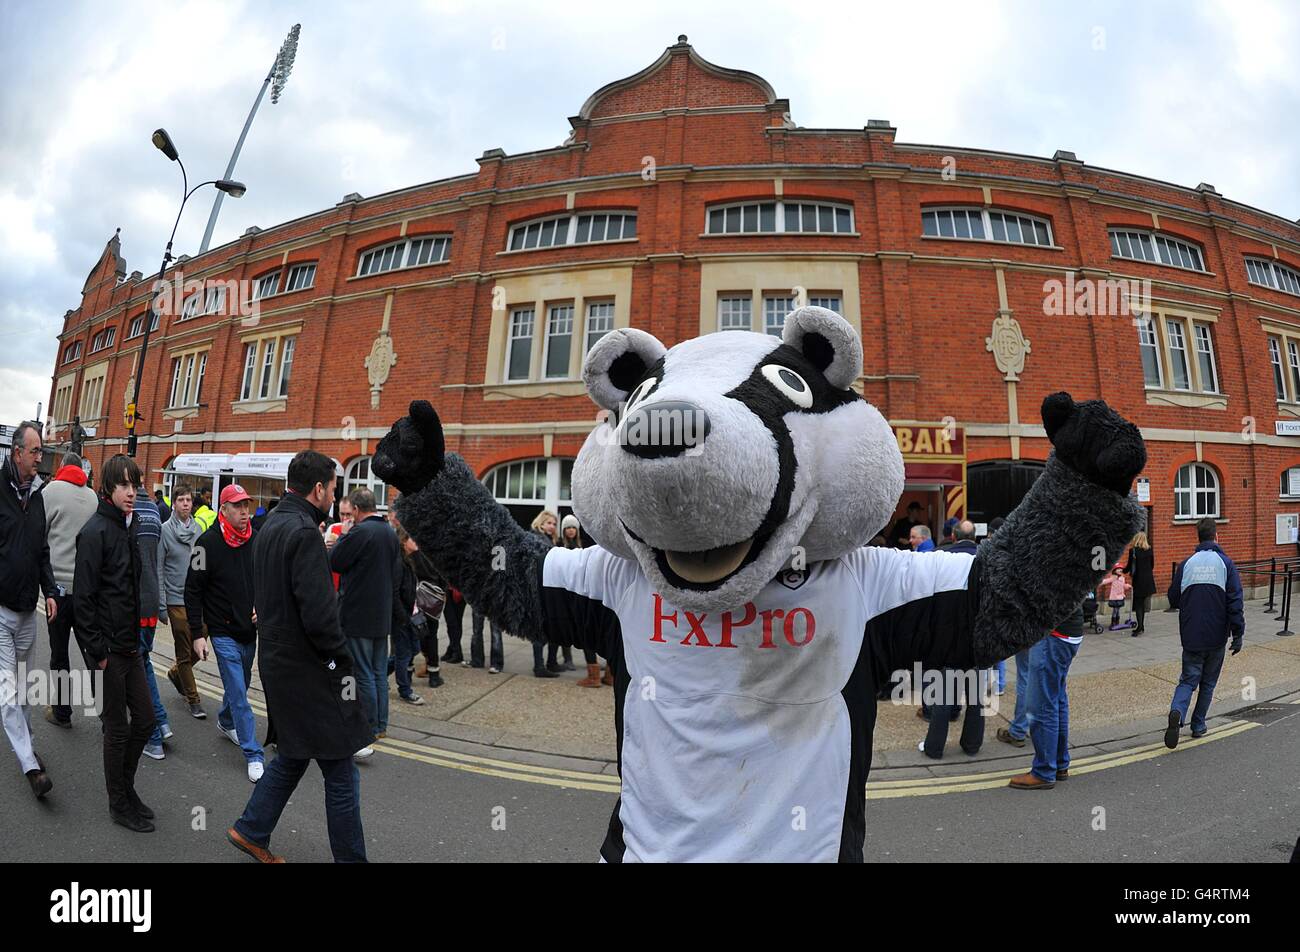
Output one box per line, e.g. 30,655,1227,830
47,36,1300,591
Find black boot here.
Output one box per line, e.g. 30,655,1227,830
534,667,559,679
127,786,155,820
110,806,155,833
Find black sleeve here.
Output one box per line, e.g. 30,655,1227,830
1166,559,1183,610
184,536,208,635
289,526,348,659
536,549,622,658
73,525,107,663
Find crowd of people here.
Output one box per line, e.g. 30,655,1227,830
0,417,1258,856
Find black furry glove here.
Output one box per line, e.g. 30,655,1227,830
1041,392,1146,496
372,400,446,496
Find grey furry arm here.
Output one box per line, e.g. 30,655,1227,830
393,454,551,642
970,452,1144,666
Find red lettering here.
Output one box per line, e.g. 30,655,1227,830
783,607,815,646
651,593,676,643
759,609,785,648
718,602,756,648
681,611,712,646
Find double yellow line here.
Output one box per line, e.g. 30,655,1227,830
171,661,1261,799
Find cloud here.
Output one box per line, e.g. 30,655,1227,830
1,0,1298,428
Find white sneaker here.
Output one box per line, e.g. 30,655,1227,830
219,725,239,746
247,761,264,783
917,741,927,754
353,746,374,762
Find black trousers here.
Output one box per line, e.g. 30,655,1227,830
100,650,156,814
1134,595,1150,630
48,593,91,720
441,597,465,655
924,671,985,757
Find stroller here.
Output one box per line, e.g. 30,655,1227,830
1082,591,1106,634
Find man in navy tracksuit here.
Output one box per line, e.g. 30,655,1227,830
1164,518,1244,748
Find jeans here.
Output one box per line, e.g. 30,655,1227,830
233,754,367,862
393,619,422,699
995,659,1006,694
348,637,389,736
100,650,155,814
138,626,169,745
1170,646,1226,735
1008,645,1035,739
442,597,465,657
471,608,504,670
0,605,40,773
1027,635,1080,782
924,669,986,756
212,636,263,763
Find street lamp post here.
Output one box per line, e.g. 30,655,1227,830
197,23,300,254
124,128,246,458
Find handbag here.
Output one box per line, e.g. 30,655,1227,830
415,581,446,618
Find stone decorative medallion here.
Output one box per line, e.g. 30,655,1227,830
985,312,1030,382
365,330,397,409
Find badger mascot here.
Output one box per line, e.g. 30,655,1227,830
374,305,1145,862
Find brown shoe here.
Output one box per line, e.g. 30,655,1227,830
227,826,286,863
601,664,614,686
26,769,52,799
915,707,927,720
996,727,1026,748
576,664,602,688
1008,772,1055,790
1056,769,1069,780
415,664,428,679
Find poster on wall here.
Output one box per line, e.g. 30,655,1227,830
1276,513,1299,546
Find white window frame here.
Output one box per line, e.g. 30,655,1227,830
90,327,115,353
180,292,201,321
1136,315,1164,389
284,262,317,293
763,295,796,337
541,303,575,379
584,300,615,354
1137,312,1219,394
357,235,451,276
807,294,842,313
238,334,296,402
252,271,281,301
343,456,389,511
1245,256,1300,296
505,307,535,382
1282,466,1300,499
277,337,294,397
1269,336,1288,402
705,200,853,236
922,206,1054,247
1164,318,1192,391
1110,228,1207,272
718,295,752,332
1174,462,1220,520
62,341,82,363
240,342,258,401
482,457,575,515
258,337,278,399
1192,322,1219,393
507,212,637,251
202,284,226,314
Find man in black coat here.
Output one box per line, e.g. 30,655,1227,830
73,454,157,831
227,450,372,863
1,421,59,799
329,487,400,741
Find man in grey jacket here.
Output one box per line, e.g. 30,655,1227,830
42,452,97,727
158,484,204,720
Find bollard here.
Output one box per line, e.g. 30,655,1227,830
1277,568,1294,637
1264,557,1277,612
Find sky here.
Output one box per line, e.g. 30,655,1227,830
2,0,1298,427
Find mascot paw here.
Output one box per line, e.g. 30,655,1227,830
373,400,446,496
1041,391,1146,496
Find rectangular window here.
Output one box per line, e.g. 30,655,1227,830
277,337,294,397
90,328,116,353
718,296,752,331
1269,336,1288,401
240,342,258,401
180,354,196,406
63,341,82,363
180,293,201,320
585,300,615,353
506,307,534,381
764,296,795,337
203,285,226,314
194,352,207,404
284,263,316,292
252,272,280,300
706,201,850,235
169,358,184,407
128,314,145,338
1137,316,1163,388
1193,323,1219,393
1288,341,1300,404
258,338,278,398
544,304,574,378
80,374,106,420
407,237,450,267
807,295,842,313
1165,319,1191,390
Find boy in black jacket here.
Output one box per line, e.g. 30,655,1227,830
73,454,157,832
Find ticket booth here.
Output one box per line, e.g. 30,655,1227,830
886,423,967,546
160,453,343,514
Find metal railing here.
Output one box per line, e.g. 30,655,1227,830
1174,555,1296,637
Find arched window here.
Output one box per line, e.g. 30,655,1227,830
344,456,389,510
482,457,574,530
1174,463,1219,519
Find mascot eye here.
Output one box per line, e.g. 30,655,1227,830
622,377,658,418
760,365,813,408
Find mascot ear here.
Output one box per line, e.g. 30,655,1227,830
582,327,667,412
781,305,862,390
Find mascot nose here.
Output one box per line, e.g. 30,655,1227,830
621,400,712,459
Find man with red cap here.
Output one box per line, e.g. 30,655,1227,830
185,482,263,782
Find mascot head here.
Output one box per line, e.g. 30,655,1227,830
573,305,904,612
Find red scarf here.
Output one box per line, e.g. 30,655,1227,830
218,512,252,548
